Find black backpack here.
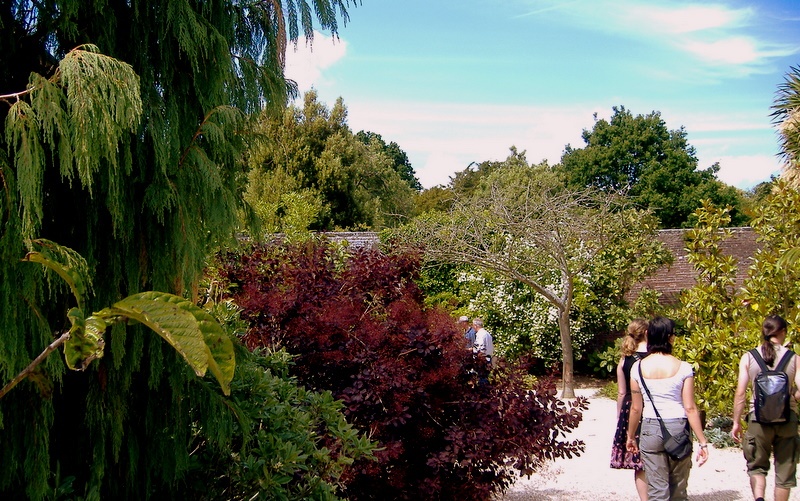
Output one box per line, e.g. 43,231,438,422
750,348,795,424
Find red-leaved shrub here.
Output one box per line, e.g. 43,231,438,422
215,240,587,500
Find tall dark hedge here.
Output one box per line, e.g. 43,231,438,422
215,239,588,500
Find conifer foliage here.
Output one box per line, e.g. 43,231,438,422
215,240,588,500
0,1,357,498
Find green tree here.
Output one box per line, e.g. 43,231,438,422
247,91,416,231
401,151,668,397
413,185,455,215
676,187,800,418
558,106,748,229
411,146,533,216
355,130,422,191
0,2,357,498
674,202,749,417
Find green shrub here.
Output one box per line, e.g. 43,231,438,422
184,347,376,500
587,339,622,379
703,415,737,449
595,381,619,400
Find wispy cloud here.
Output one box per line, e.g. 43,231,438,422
626,4,748,34
516,0,796,74
284,31,348,93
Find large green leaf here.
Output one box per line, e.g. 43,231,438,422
98,291,234,395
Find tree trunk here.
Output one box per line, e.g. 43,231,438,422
558,308,575,399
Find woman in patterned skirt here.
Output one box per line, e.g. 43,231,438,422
611,318,649,500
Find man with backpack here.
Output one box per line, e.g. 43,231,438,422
732,315,800,501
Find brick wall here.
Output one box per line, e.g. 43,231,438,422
627,227,759,305
322,229,761,305
322,231,380,249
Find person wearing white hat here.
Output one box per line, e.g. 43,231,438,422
459,315,476,349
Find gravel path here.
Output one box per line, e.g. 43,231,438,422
496,386,800,501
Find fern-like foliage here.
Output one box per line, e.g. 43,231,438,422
0,2,356,499
57,45,143,187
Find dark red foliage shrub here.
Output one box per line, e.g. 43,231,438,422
214,240,588,500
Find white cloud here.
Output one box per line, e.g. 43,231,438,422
682,36,762,65
708,154,781,189
628,4,746,34
518,0,794,72
343,100,600,188
284,32,348,93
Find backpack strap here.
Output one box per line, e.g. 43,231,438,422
750,348,794,372
775,350,795,372
750,348,769,372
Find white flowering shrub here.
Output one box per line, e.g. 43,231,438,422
458,268,597,365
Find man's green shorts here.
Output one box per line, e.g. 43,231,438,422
743,412,800,489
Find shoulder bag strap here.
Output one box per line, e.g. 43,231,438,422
638,363,664,422
638,363,672,439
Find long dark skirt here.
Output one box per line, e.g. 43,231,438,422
610,395,644,470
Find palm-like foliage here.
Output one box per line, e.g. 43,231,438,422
773,66,800,187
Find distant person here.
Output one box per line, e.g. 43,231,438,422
611,318,650,500
731,315,800,501
626,317,709,501
459,315,476,349
472,317,494,385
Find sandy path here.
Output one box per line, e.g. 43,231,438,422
497,386,800,501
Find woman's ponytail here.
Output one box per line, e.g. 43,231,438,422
621,318,648,357
761,314,788,366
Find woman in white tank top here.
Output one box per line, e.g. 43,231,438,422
626,317,709,501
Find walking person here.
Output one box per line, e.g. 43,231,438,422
611,318,650,500
472,317,494,385
459,315,477,349
731,314,800,501
626,317,709,501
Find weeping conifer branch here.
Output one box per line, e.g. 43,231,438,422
3,44,143,240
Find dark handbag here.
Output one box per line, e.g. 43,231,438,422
638,364,693,461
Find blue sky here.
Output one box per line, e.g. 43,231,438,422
284,0,800,190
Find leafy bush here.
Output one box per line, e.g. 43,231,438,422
184,346,376,500
181,300,376,500
587,339,621,379
214,240,588,500
703,415,737,449
595,381,619,400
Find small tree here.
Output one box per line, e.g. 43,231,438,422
401,153,668,397
674,202,750,416
214,239,588,501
